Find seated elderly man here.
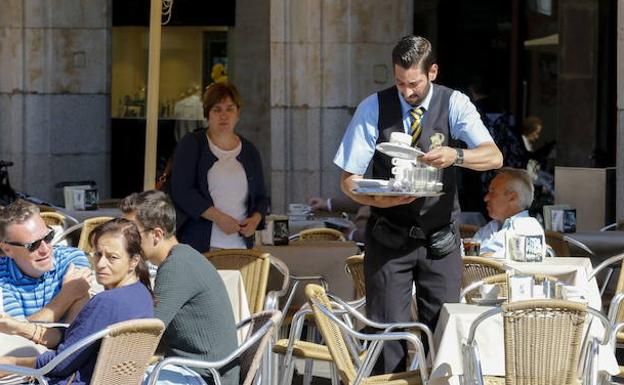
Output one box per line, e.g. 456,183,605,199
473,168,543,258
0,200,91,322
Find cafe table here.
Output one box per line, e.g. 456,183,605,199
430,257,617,384
259,240,361,308
566,231,624,258
504,257,601,309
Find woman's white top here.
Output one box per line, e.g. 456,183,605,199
207,137,248,249
522,135,533,151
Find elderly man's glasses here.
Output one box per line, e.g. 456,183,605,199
3,228,55,252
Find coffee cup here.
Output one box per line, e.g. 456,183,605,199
390,132,412,147
463,238,481,256
391,166,411,179
479,284,499,300
391,157,414,166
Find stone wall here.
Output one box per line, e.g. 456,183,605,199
269,0,413,213
229,0,271,201
618,0,624,222
0,0,111,205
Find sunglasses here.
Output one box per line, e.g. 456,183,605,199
3,228,55,252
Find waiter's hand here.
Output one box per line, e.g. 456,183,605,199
369,195,417,208
420,146,457,169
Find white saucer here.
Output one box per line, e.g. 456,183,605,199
472,296,507,306
352,178,390,188
376,142,425,160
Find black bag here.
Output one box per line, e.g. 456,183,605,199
427,223,459,258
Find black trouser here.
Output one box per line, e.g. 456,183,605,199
363,222,462,374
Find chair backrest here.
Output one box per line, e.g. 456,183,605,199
299,228,345,241
40,212,66,228
239,310,281,385
90,318,165,385
78,216,115,253
462,256,506,288
459,224,479,239
204,249,271,314
305,284,358,384
545,230,571,257
344,254,365,299
502,299,586,385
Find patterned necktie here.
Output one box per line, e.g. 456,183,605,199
410,107,425,146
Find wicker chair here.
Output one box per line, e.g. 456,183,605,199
345,254,366,299
299,228,346,241
147,310,281,385
462,299,610,385
77,216,115,253
0,318,165,385
305,283,432,385
459,223,480,239
204,249,271,314
545,230,572,257
273,300,362,385
462,256,506,287
594,253,624,377
40,212,66,228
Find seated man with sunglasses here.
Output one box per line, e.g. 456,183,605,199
0,200,91,323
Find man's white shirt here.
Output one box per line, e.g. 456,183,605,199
473,210,544,259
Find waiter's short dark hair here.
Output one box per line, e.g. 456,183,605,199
392,35,436,72
120,190,176,237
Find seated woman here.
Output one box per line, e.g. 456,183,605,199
0,218,154,385
170,82,269,252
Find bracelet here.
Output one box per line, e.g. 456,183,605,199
30,324,44,344
30,324,38,342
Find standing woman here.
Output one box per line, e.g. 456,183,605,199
170,82,269,252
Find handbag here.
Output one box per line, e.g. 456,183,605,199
428,223,459,258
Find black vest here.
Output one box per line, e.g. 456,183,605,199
371,84,460,235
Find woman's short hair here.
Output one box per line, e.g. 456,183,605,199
89,218,152,294
498,168,534,210
521,116,543,136
0,200,40,241
119,190,176,238
202,82,242,119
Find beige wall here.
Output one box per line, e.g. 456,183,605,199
112,26,217,117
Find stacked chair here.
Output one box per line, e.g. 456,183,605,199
305,283,432,385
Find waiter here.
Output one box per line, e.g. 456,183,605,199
333,35,503,373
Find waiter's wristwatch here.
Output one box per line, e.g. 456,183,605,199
453,148,464,166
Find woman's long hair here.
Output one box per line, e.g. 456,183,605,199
88,218,153,297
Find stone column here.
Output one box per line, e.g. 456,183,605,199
557,0,599,167
270,0,413,213
618,0,624,222
229,0,271,187
0,0,110,205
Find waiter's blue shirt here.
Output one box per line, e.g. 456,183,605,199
334,84,494,175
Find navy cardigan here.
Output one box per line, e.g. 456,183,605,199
170,131,269,253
